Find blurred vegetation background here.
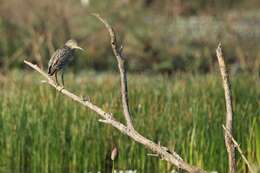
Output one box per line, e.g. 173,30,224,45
0,1,259,173
0,0,259,74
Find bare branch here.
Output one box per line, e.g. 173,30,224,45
147,153,159,157
92,13,134,130
98,119,111,124
223,125,254,173
216,43,236,173
24,60,207,173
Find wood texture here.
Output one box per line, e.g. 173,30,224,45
216,43,236,173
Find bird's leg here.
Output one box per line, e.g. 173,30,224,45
61,70,65,87
55,71,64,92
54,71,60,86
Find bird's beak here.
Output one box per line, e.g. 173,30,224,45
75,46,85,52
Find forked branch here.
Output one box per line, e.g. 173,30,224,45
23,60,207,173
223,125,254,173
23,14,208,173
92,13,134,130
216,43,236,173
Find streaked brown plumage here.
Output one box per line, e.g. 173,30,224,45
48,39,84,86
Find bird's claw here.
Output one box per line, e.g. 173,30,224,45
81,95,90,102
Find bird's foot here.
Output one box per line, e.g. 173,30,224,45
81,95,90,102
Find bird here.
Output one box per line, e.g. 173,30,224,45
47,39,84,86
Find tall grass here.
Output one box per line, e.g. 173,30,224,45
0,72,259,173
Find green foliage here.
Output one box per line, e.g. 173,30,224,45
0,72,259,173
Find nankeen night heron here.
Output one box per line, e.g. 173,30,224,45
47,39,84,86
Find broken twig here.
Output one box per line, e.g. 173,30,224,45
216,43,236,173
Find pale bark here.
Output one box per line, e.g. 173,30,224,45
216,43,236,173
23,14,208,173
24,60,206,173
223,125,254,173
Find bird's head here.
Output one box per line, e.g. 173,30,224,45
65,39,85,51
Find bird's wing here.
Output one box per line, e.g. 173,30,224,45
48,48,66,74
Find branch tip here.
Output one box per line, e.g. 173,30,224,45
216,43,223,57
98,119,110,124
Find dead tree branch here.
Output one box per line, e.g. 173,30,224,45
24,60,206,173
23,14,208,173
223,125,254,173
92,13,134,130
216,43,236,173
